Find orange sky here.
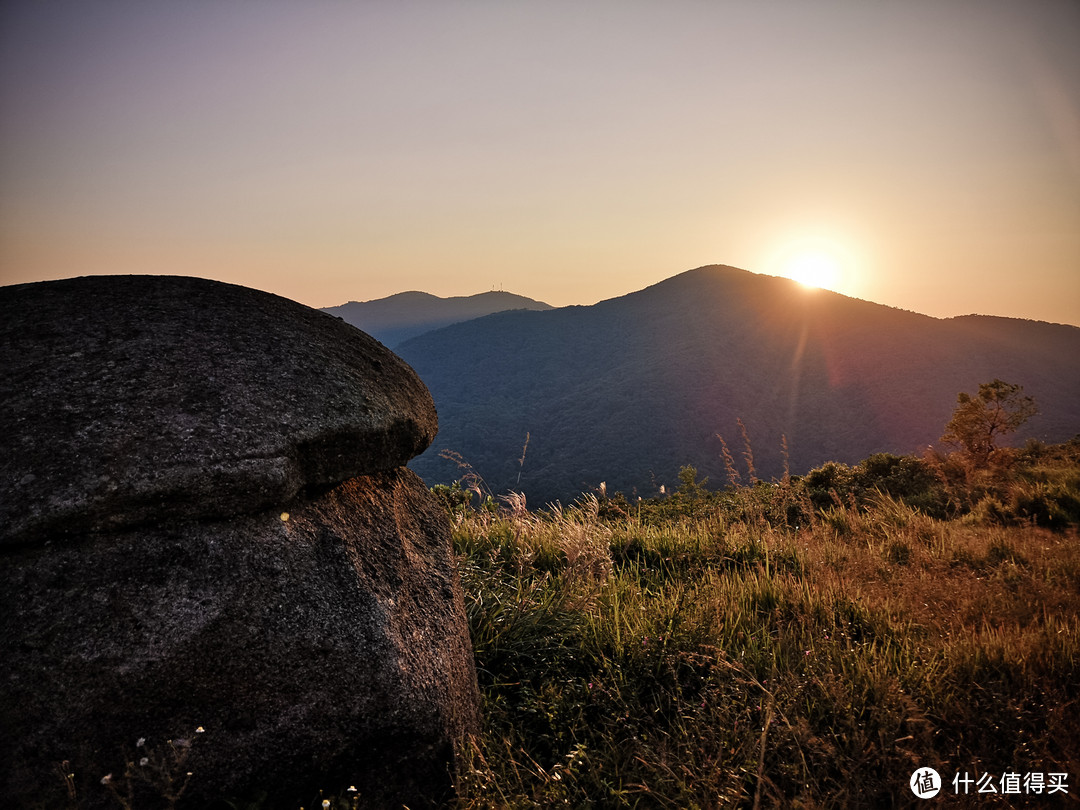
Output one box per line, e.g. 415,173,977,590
1,1,1078,324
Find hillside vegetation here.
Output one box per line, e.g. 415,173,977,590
443,437,1080,807
398,266,1080,506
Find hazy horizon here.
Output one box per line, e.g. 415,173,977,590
2,1,1078,325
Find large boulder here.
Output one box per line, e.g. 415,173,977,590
1,274,438,546
0,276,480,809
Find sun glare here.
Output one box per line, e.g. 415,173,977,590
763,234,856,293
784,251,842,290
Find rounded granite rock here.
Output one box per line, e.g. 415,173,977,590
0,275,438,546
1,467,480,809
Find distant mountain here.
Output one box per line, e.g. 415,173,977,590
395,265,1080,505
322,290,553,348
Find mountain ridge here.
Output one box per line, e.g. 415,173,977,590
394,266,1080,505
322,290,553,348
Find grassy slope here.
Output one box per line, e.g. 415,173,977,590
448,456,1080,808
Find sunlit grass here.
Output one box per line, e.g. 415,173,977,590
451,474,1080,808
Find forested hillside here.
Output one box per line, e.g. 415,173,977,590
397,266,1080,505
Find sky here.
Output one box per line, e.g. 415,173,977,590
1,0,1078,324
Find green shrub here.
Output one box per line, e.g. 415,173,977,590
1011,481,1080,529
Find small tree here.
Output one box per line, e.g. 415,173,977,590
675,465,709,501
940,379,1037,467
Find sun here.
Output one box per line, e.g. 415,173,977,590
783,250,843,290
760,230,862,295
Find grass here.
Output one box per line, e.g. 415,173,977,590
448,458,1080,808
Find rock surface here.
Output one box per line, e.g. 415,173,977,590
0,274,438,546
0,276,479,809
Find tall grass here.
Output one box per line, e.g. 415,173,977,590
450,468,1080,807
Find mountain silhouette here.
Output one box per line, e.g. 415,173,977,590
395,265,1080,505
322,290,553,348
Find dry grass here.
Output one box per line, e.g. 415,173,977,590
451,468,1080,808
